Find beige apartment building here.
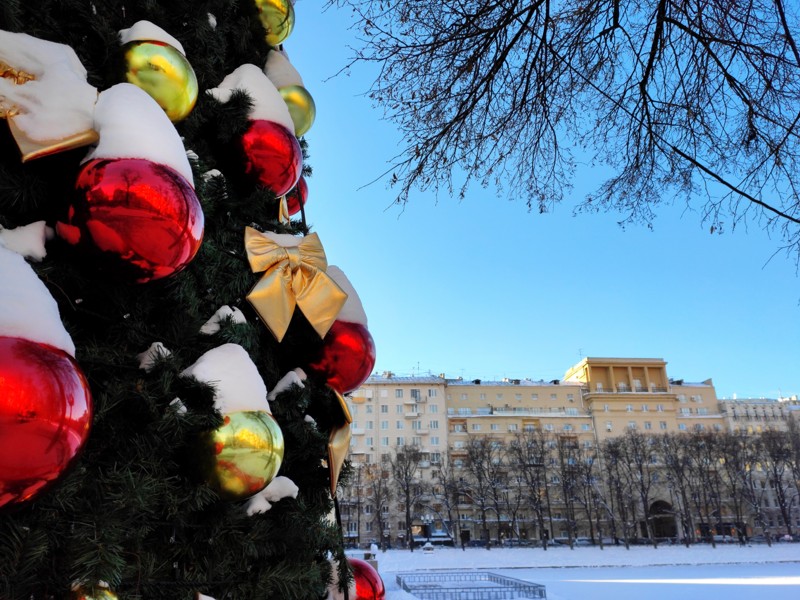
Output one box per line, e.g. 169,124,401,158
340,357,799,548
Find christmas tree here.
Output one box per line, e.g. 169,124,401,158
0,2,380,599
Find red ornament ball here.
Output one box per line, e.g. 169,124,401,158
306,320,376,395
240,119,303,197
0,337,93,509
285,175,308,216
56,158,204,283
348,557,385,600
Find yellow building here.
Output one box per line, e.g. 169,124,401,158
563,357,725,440
340,358,794,548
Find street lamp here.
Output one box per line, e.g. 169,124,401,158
421,514,433,543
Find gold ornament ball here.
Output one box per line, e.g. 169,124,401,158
72,586,118,600
279,85,316,137
200,411,284,501
123,40,199,122
254,0,295,47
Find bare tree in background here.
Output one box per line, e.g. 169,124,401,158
329,0,800,260
390,445,427,551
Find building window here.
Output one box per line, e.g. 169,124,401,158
380,405,388,413
428,389,438,397
531,393,539,400
460,393,468,401
678,423,687,431
471,424,481,431
563,424,573,431
628,421,636,429
582,423,591,431
412,436,422,446
454,441,465,449
626,404,633,412
697,407,708,415
680,407,691,415
567,394,574,402
453,424,465,432
396,421,403,429
515,393,522,401
395,389,404,398
644,422,652,430
496,393,504,400
656,404,664,412
508,424,518,431
367,421,374,430
396,437,405,446
566,408,578,416
366,405,373,414
381,437,389,447
412,420,422,430
641,404,649,412
430,436,440,446
430,404,438,414
677,394,686,403
659,421,667,430
606,421,613,431
430,420,439,429
380,389,388,398
458,408,472,415
550,393,557,400
544,424,554,431
490,424,499,431
410,389,421,400
380,420,388,430
604,404,609,412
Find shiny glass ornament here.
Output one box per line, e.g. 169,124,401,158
57,158,204,283
254,0,295,47
71,585,118,600
123,40,198,122
199,411,284,501
240,120,303,197
306,321,376,395
285,175,308,216
349,557,386,600
279,85,315,137
0,337,93,509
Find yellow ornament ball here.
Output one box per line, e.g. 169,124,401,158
254,0,295,47
279,85,316,137
123,40,198,122
200,411,285,501
71,586,118,600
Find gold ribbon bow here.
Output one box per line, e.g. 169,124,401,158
245,227,347,342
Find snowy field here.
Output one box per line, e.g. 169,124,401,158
361,543,800,600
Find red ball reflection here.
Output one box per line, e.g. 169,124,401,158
306,321,376,395
348,557,385,600
240,120,303,197
0,337,93,509
285,176,308,216
57,158,204,283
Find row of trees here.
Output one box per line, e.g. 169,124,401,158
339,423,800,551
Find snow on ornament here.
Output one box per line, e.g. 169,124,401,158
0,245,92,510
0,29,99,161
120,21,199,122
182,344,284,501
208,64,302,197
264,50,315,137
56,84,204,284
305,266,376,395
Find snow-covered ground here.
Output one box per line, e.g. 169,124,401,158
360,543,800,599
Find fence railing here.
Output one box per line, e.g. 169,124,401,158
396,571,546,599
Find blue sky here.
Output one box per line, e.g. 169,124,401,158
285,2,799,400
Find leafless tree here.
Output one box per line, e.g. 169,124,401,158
761,429,795,536
364,462,393,547
464,435,503,548
509,429,556,549
601,436,637,549
330,0,800,261
431,450,467,546
716,431,753,544
390,445,427,551
657,432,696,545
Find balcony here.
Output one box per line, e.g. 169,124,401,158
405,411,420,418
351,427,365,436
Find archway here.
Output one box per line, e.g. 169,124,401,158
649,500,677,539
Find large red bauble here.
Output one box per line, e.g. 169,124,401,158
56,158,204,283
306,321,376,395
0,337,93,509
240,119,303,197
348,558,385,600
285,175,308,216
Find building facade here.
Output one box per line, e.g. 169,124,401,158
338,358,800,549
